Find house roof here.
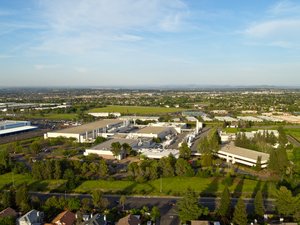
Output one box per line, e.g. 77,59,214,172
117,214,140,225
53,119,122,134
0,207,17,218
52,210,76,225
83,214,106,225
19,209,43,223
191,221,210,225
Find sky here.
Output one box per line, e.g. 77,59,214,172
0,0,300,87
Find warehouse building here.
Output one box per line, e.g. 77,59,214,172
217,143,270,168
0,120,37,136
44,119,125,143
128,126,177,139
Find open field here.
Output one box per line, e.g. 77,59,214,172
74,177,277,198
89,105,187,115
284,128,300,142
0,173,66,192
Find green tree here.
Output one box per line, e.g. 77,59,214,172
177,188,209,223
254,190,264,218
151,206,161,222
94,136,106,145
179,142,191,160
255,156,262,171
0,216,15,225
111,142,122,158
119,195,126,211
159,157,175,177
232,198,248,225
217,186,231,217
0,148,11,170
92,190,109,211
67,198,81,211
98,159,108,177
275,186,299,217
175,158,194,177
30,141,41,154
15,184,30,212
122,143,132,156
0,190,14,208
54,160,62,179
81,198,92,212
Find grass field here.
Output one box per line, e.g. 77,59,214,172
0,173,67,192
284,128,300,142
88,105,187,115
24,113,77,120
0,173,33,189
74,177,277,198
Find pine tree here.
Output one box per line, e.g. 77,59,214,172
254,190,264,217
232,198,248,225
177,188,208,223
217,186,231,217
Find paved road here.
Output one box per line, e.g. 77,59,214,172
29,192,276,225
191,127,211,152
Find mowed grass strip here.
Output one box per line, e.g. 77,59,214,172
0,173,67,192
0,173,34,189
285,128,300,142
89,105,187,115
74,177,277,198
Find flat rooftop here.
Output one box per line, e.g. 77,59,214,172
52,119,122,134
89,138,138,151
219,143,269,162
136,126,169,134
0,126,37,135
0,120,29,126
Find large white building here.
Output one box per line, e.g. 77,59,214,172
44,119,126,143
0,120,37,136
217,143,270,168
128,126,177,139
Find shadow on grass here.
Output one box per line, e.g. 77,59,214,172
28,181,48,192
201,177,220,197
232,178,244,198
262,182,269,199
251,180,262,198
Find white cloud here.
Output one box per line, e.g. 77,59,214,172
268,0,300,15
245,19,300,38
243,1,300,48
34,0,188,54
34,64,60,70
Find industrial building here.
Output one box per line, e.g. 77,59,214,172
0,120,37,136
44,119,126,143
128,126,177,139
217,143,270,168
84,138,153,160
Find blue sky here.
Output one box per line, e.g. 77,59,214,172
0,0,300,87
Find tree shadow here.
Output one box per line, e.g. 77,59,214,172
251,180,262,198
262,182,269,199
232,178,244,199
201,177,220,197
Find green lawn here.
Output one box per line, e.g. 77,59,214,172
0,173,67,192
89,105,187,115
0,173,34,189
75,177,277,198
284,128,300,142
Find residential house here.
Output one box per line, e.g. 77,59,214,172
18,209,43,225
0,207,18,218
81,214,107,225
116,214,141,225
52,210,76,225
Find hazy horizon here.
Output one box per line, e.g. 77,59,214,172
1,0,300,86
